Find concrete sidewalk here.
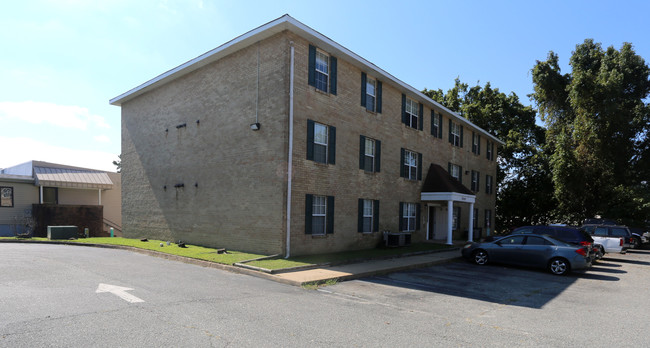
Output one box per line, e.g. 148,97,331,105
272,248,462,286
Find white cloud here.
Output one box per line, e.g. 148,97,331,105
0,101,110,130
94,135,111,143
0,136,119,172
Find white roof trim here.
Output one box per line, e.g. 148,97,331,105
421,192,476,204
110,14,503,145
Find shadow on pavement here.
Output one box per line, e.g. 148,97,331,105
583,266,626,274
361,261,615,309
602,257,650,266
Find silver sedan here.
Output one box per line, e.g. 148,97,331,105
461,234,592,275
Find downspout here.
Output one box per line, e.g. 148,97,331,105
285,41,295,258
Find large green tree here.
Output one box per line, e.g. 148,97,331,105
532,39,650,225
424,80,553,231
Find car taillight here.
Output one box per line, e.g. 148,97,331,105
580,241,592,247
619,238,624,246
575,248,587,257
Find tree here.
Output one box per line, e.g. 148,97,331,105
423,79,553,232
113,155,121,173
532,39,650,225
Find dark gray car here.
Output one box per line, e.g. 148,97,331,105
461,234,592,275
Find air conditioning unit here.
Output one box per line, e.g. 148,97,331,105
384,232,412,247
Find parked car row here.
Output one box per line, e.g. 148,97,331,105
462,221,647,276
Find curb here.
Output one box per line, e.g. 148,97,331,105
0,240,463,287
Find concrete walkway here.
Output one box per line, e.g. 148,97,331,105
273,249,462,286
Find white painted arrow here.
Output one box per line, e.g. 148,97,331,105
96,283,144,303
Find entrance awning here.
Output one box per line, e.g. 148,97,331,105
34,166,113,190
420,163,477,244
420,163,474,203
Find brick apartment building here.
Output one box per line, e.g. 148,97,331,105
110,15,503,256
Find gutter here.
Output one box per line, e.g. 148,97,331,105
285,41,295,259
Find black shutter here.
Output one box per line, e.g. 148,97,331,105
326,196,334,234
459,166,463,185
308,45,316,87
448,162,452,175
486,141,490,160
472,132,476,153
358,199,364,232
416,204,421,231
361,73,367,107
373,200,380,232
305,194,313,234
477,135,481,155
399,202,404,231
448,119,453,144
417,152,422,180
306,120,314,160
430,110,435,136
328,126,336,164
376,81,382,113
477,172,480,192
458,208,462,231
400,148,406,178
329,56,337,95
460,126,464,148
375,139,381,172
438,114,443,138
359,135,365,170
418,103,423,131
401,94,407,125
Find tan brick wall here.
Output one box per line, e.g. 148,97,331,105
121,32,291,254
120,29,497,256
287,34,497,255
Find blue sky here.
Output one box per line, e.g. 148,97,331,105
1,0,648,171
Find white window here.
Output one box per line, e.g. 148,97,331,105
362,199,373,233
405,98,419,129
450,163,461,181
486,175,493,194
472,133,480,154
471,170,480,192
312,195,327,235
486,141,494,161
313,122,328,163
364,138,375,172
402,203,417,232
451,122,461,146
403,150,418,180
485,209,492,229
315,50,329,92
366,78,376,112
432,114,440,136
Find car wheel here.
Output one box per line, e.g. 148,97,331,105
595,246,604,260
549,258,570,275
473,250,488,265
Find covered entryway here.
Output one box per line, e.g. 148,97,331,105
421,163,476,245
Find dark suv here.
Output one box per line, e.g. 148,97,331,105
512,225,596,260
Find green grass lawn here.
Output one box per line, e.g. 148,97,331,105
246,242,456,270
0,236,264,265
0,237,455,270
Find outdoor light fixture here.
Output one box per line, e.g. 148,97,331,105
250,122,260,131
176,123,187,129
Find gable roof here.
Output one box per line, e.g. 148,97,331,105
1,161,114,190
109,14,503,145
422,163,474,195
